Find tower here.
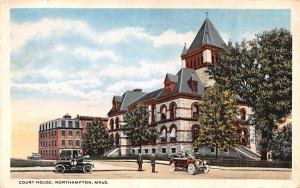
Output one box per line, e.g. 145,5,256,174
181,17,225,87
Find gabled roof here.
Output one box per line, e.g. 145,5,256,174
119,90,146,111
156,68,205,99
131,88,163,105
113,95,123,102
186,18,225,53
166,73,179,83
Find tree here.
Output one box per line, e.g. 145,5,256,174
193,85,240,158
207,28,292,160
270,123,292,161
82,119,113,156
121,106,158,153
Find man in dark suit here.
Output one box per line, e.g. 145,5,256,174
151,154,156,173
137,153,143,171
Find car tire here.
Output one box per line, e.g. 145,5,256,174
83,164,93,173
55,164,65,174
187,164,196,175
203,165,210,174
170,162,176,172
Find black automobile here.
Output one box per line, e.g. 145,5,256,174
54,155,94,173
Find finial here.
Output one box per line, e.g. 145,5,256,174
206,12,208,18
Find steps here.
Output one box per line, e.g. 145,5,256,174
234,146,261,160
104,148,120,157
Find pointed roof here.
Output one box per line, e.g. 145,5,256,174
181,43,187,56
186,18,225,53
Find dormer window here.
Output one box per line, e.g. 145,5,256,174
164,74,177,94
188,75,198,93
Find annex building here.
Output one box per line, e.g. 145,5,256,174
107,18,261,160
38,114,107,160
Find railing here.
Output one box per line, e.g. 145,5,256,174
194,156,291,168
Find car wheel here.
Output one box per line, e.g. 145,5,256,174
55,164,65,174
170,162,176,172
83,164,93,173
203,165,210,174
187,164,196,175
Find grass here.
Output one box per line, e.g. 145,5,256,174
10,158,55,167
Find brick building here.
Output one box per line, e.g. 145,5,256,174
38,114,107,160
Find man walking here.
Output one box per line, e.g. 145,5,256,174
151,154,156,173
137,153,143,171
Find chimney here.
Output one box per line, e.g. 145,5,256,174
133,88,142,92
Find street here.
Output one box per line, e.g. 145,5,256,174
10,161,291,179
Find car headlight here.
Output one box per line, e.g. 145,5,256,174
196,161,200,165
203,160,207,165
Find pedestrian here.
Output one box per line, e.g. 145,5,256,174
137,153,143,171
151,154,156,173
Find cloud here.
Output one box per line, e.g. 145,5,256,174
74,47,119,62
220,32,231,44
106,79,163,93
95,58,180,80
11,18,195,52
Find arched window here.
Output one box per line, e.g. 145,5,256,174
115,117,119,129
115,133,120,147
110,119,114,130
160,105,167,121
169,102,177,119
170,124,177,142
159,126,167,143
240,108,246,121
192,124,200,141
239,128,248,145
191,103,199,118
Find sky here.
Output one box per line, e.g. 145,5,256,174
10,9,290,158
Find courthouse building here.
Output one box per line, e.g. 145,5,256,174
107,18,261,159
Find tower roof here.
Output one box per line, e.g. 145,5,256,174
186,18,225,53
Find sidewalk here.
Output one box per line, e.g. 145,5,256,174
10,160,292,172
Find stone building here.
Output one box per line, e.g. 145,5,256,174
106,18,260,159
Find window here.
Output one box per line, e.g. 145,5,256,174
87,122,92,128
54,130,56,136
191,103,199,118
132,150,135,154
68,140,73,146
51,122,53,129
68,130,73,136
51,131,54,137
138,149,141,154
160,105,167,121
68,121,73,128
171,148,176,153
62,120,66,128
115,117,119,129
110,119,114,130
54,140,56,146
152,148,156,153
145,149,148,154
170,125,177,142
192,125,200,141
76,130,80,137
162,148,166,154
240,109,246,121
54,150,57,156
160,127,167,143
61,130,65,136
55,121,57,128
75,121,80,128
210,147,215,153
51,140,54,147
169,102,177,119
224,148,228,153
76,140,80,146
61,140,65,146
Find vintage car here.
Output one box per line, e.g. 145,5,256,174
54,155,94,173
169,153,210,175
